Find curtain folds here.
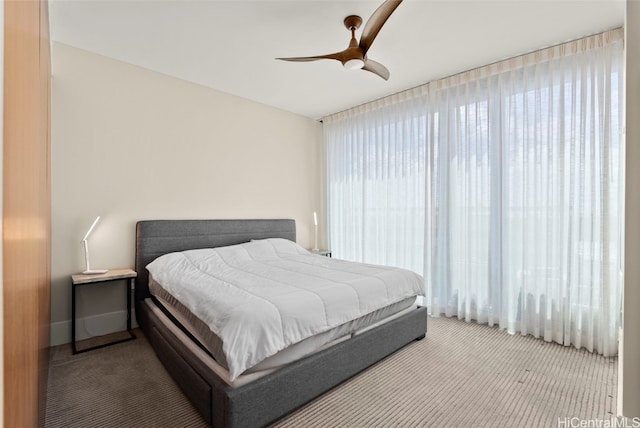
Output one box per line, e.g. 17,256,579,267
324,28,624,356
325,95,428,275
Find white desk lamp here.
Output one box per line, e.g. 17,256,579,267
312,211,319,251
82,216,108,274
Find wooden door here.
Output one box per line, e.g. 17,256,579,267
3,0,52,426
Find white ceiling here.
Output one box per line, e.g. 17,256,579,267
49,0,625,119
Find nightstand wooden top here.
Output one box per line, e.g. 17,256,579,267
72,268,137,285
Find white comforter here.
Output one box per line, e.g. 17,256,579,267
146,238,424,380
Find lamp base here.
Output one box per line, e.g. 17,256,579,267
82,269,108,275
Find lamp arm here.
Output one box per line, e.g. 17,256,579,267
83,239,91,272
82,216,101,241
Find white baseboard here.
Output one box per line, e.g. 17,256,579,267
50,308,138,347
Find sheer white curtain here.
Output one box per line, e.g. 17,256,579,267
325,29,623,356
325,91,428,276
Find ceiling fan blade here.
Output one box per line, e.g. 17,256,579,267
359,0,403,55
276,52,344,62
362,59,390,80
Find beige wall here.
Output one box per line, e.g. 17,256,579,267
50,42,324,345
622,0,640,418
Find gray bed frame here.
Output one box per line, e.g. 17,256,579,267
135,219,428,427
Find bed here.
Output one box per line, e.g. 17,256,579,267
135,219,428,427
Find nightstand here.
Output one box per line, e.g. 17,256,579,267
71,268,137,354
310,249,332,257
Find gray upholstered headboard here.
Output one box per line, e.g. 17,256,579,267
134,219,296,303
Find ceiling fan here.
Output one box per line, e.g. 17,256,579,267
276,0,403,81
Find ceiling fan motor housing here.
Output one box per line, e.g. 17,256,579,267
342,48,365,69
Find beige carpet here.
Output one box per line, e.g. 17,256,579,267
45,317,617,428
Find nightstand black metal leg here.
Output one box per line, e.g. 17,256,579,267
71,282,77,354
126,278,135,341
